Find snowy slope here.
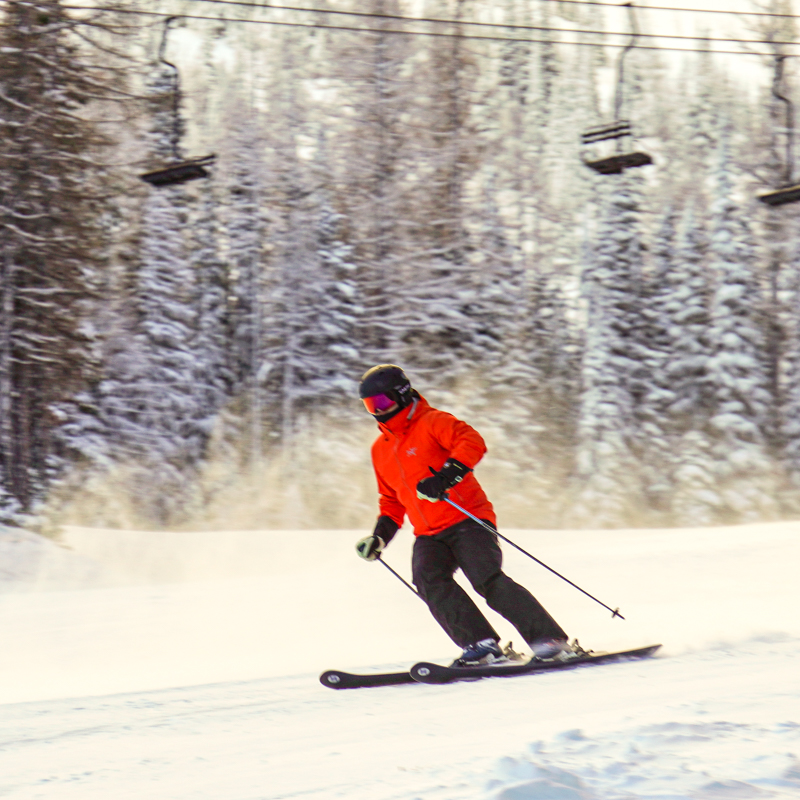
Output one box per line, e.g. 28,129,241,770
1,520,799,799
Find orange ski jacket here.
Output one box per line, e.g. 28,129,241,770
370,394,496,537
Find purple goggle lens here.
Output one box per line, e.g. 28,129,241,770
363,393,396,414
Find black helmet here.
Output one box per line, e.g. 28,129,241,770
359,364,414,421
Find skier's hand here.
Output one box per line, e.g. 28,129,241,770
356,516,400,560
355,535,385,561
416,459,472,502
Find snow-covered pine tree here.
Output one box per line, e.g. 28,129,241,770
665,207,712,419
633,208,679,518
52,388,112,472
463,173,537,448
0,0,120,519
192,188,232,434
705,129,777,522
326,0,417,363
95,47,217,524
224,111,267,395
218,105,270,465
264,128,365,419
257,184,370,524
241,109,369,525
512,271,582,524
776,216,800,507
526,6,598,290
190,26,232,431
308,191,364,410
262,183,363,438
396,0,480,392
572,176,646,527
682,46,721,189
100,187,203,524
258,29,319,449
528,272,581,450
485,0,536,264
664,204,719,525
0,464,20,524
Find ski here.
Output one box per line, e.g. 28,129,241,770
319,668,415,690
320,644,661,690
409,643,662,685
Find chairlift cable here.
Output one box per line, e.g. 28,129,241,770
60,4,800,57
62,3,800,49
539,0,800,20
184,0,800,37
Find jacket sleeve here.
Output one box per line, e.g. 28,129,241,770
428,410,487,470
374,462,406,528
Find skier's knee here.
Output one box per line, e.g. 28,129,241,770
414,572,454,602
472,570,503,598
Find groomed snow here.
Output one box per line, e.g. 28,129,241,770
1,520,799,799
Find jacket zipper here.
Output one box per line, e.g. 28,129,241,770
391,427,433,529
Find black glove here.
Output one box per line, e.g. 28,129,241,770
355,516,400,560
416,459,472,502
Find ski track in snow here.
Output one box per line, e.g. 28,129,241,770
1,522,800,799
2,642,800,800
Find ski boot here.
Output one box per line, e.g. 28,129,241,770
452,638,506,667
529,637,573,661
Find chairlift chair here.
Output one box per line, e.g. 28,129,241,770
141,155,216,187
580,3,652,176
140,17,216,188
758,55,800,207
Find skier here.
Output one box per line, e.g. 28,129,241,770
355,364,570,666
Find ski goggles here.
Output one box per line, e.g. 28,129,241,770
362,393,397,414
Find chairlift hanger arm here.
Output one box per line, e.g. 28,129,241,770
157,15,181,162
158,15,180,69
579,3,652,175
615,3,639,122
758,54,800,204
771,55,794,187
139,15,216,187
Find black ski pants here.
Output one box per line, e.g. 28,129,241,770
411,518,567,648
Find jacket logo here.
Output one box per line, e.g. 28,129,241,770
406,447,417,457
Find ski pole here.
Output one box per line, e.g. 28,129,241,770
442,495,624,620
377,554,421,598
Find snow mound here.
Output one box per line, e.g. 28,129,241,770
493,764,595,800
495,781,593,800
486,686,800,800
0,526,105,590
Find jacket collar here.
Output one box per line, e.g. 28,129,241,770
377,394,427,437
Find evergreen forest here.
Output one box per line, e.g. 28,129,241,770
3,0,800,532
